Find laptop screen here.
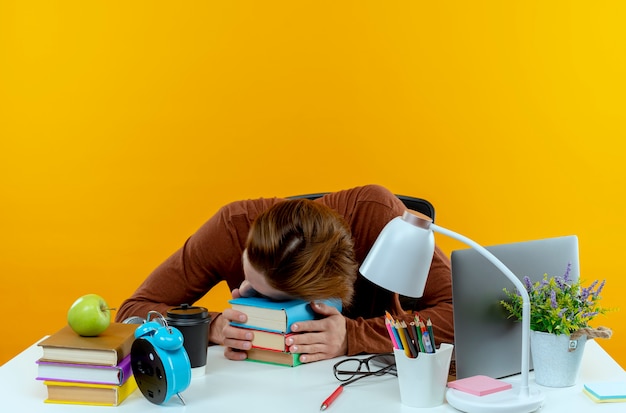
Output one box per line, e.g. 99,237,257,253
451,235,579,379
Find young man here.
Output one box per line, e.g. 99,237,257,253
116,185,453,363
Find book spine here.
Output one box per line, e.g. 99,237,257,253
229,322,285,334
118,354,133,385
43,378,137,406
245,351,302,367
284,305,315,333
35,354,133,385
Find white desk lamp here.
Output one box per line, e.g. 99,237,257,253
360,210,544,413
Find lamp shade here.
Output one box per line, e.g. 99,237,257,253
360,211,435,298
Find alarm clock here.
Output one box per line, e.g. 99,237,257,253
130,311,191,405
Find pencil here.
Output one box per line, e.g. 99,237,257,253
395,321,412,358
426,318,437,351
407,322,421,355
400,321,418,358
413,319,426,353
384,318,400,350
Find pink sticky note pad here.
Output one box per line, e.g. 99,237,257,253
447,375,513,396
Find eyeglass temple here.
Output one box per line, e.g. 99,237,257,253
337,364,396,386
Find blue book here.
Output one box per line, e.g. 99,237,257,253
229,297,342,333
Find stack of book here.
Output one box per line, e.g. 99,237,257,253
229,297,341,367
36,323,138,406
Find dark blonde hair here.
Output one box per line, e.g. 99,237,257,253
245,199,357,305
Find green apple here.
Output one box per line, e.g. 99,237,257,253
67,294,112,336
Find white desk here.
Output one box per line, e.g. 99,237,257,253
1,339,624,412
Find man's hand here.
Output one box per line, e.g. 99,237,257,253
285,301,347,363
210,306,255,361
222,307,256,360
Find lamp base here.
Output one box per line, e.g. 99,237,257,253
446,384,544,413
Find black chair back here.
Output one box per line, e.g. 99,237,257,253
289,193,435,223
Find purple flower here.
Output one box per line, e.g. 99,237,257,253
550,290,558,309
582,311,599,318
555,276,565,290
594,280,606,297
581,286,590,302
562,262,572,283
523,276,533,291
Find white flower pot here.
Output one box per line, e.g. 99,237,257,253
530,330,587,387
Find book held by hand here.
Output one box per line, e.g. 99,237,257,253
229,297,342,333
249,330,296,352
245,347,302,367
229,297,341,368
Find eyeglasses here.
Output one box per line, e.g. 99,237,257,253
332,353,397,386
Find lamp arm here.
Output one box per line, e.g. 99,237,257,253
431,224,532,398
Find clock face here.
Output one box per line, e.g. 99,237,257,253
131,339,169,405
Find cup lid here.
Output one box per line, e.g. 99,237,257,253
167,303,210,321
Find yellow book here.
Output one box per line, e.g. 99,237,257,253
43,377,137,406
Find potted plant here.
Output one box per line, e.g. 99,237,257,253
501,263,613,387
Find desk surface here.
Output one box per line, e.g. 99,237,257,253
1,339,625,412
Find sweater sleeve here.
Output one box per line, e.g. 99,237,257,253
401,246,454,345
344,245,453,355
115,198,280,324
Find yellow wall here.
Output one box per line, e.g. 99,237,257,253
2,2,624,367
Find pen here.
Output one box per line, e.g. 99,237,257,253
419,320,434,353
421,329,434,353
320,385,343,411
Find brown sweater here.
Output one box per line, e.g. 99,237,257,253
116,184,454,355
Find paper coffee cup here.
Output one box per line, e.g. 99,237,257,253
166,304,211,377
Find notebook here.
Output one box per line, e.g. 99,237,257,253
450,235,579,379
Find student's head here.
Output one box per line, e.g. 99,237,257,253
244,199,357,305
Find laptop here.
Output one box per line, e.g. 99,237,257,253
451,235,579,379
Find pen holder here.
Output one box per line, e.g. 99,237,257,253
393,343,454,408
